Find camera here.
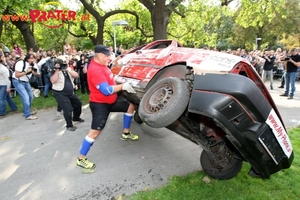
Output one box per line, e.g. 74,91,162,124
85,54,94,63
281,57,290,61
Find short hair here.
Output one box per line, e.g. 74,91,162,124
291,48,298,52
24,53,35,61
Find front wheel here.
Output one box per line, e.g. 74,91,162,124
138,77,190,128
200,145,243,180
133,111,143,124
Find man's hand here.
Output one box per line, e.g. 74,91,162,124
122,82,136,93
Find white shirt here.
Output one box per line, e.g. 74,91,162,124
37,57,50,68
12,60,35,82
0,64,10,88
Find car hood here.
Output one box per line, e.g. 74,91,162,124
113,45,247,81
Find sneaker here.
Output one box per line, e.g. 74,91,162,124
56,111,61,117
278,86,284,88
73,118,84,122
270,86,273,90
280,93,288,97
287,96,293,99
121,131,139,141
76,157,96,169
26,115,38,120
67,126,77,131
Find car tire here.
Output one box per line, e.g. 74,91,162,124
138,77,189,128
134,111,143,124
200,149,243,180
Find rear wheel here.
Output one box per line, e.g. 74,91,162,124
200,143,243,180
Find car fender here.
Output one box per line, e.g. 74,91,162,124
188,73,293,178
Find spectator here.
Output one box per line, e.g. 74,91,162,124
63,42,71,55
109,46,116,60
0,55,18,116
50,57,84,131
0,43,10,53
261,50,275,90
280,48,300,99
38,51,54,98
12,43,23,56
275,48,286,88
76,45,138,170
12,53,39,120
70,45,77,55
77,54,89,94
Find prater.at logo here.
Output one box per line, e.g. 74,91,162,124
1,2,90,28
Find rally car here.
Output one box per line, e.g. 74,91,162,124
110,40,294,180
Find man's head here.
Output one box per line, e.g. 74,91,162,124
94,45,111,65
54,58,67,70
290,48,298,55
95,45,110,55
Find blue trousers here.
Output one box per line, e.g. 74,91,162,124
0,85,18,115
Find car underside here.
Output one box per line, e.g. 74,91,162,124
110,40,294,179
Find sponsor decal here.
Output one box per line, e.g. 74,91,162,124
1,2,90,28
266,109,293,158
187,51,242,73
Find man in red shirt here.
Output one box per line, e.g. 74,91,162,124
76,45,138,170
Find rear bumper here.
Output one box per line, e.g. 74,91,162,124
188,73,294,178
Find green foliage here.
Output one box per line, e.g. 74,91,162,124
129,127,300,200
1,0,300,52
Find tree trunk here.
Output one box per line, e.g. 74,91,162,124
139,0,184,40
152,0,168,40
0,19,3,39
10,20,38,52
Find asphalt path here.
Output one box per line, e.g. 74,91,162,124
0,79,299,200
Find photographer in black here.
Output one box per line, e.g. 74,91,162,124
261,50,276,90
50,58,84,131
280,48,300,99
77,54,89,94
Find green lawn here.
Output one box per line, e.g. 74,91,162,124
128,127,299,200
7,90,90,113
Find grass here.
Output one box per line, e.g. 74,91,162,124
7,91,300,200
128,127,300,200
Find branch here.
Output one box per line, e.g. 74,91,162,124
103,9,153,38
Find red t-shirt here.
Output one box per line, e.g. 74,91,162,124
87,59,117,104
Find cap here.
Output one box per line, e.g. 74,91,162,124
95,45,110,55
55,58,67,65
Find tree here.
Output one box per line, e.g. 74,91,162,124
138,0,185,40
77,0,149,45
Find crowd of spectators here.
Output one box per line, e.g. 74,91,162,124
0,42,298,107
0,42,125,116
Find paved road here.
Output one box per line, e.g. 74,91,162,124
0,79,299,200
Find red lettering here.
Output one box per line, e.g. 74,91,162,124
55,10,62,20
10,15,19,21
19,15,29,21
29,10,40,22
47,10,57,20
1,15,10,21
61,11,68,20
38,11,47,22
68,11,76,20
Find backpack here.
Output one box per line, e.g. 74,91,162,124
15,59,39,89
41,58,55,74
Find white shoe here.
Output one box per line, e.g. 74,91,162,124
56,112,61,117
26,115,38,120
